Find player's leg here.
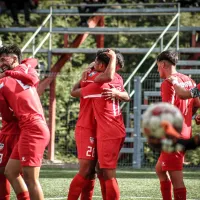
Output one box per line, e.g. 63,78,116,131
22,166,43,200
5,159,29,199
155,158,172,200
0,134,10,200
0,167,10,200
97,138,124,200
68,127,97,200
18,122,50,200
68,159,97,200
0,134,26,200
96,163,106,200
168,170,186,200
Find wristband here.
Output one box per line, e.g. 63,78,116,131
190,87,200,98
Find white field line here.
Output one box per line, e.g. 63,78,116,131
45,196,200,200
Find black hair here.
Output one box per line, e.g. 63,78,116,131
96,48,124,68
0,44,22,63
157,50,178,65
97,52,110,66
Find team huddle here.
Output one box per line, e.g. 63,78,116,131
0,45,199,200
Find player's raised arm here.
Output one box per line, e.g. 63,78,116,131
4,58,39,86
94,49,116,83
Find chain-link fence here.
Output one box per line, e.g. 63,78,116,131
42,72,200,168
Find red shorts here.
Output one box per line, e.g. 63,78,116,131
10,122,50,167
75,126,97,160
158,151,184,171
97,137,125,169
0,134,19,167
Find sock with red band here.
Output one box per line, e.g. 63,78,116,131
0,174,10,200
17,191,30,200
105,178,120,200
80,179,95,200
160,180,172,200
67,173,87,200
174,187,186,200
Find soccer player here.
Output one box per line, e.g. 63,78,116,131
0,56,39,200
168,76,200,99
70,49,128,200
168,76,200,125
156,50,200,200
0,44,50,200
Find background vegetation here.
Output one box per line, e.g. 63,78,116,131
0,0,200,166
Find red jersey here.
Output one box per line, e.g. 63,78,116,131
81,73,126,140
0,65,45,128
75,71,99,130
0,58,38,135
5,58,39,86
161,73,196,139
197,83,200,91
0,93,19,135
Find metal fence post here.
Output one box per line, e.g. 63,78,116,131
133,76,141,169
126,82,131,128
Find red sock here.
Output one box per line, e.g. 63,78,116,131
0,174,10,200
160,180,172,200
17,191,30,200
105,178,120,200
67,173,87,200
80,179,95,200
97,174,106,200
174,187,186,200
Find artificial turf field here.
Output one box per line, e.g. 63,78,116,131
10,168,200,200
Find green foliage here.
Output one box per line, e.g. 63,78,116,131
1,1,200,165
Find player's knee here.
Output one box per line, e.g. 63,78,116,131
4,167,18,180
79,166,96,178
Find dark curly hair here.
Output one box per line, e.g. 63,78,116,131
0,44,22,63
157,50,178,65
96,49,124,68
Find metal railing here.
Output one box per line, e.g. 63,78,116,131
21,7,52,70
121,3,180,110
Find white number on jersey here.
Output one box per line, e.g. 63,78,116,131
86,146,95,157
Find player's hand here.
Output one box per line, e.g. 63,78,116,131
160,121,182,139
103,49,116,59
195,114,200,125
81,62,95,81
0,72,6,79
101,84,119,100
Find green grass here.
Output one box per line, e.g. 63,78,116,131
10,168,200,200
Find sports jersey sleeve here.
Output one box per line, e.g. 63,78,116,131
81,82,104,98
0,82,14,122
5,58,39,86
161,80,175,104
21,58,38,69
